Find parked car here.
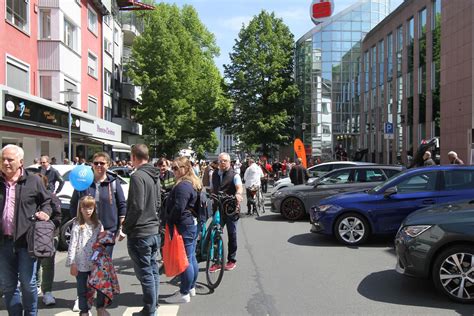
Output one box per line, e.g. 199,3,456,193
310,165,474,245
109,166,133,183
26,164,129,250
395,199,474,303
271,165,404,220
272,161,375,192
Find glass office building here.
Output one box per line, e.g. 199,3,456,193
295,0,391,161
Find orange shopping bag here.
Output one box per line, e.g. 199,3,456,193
162,224,189,277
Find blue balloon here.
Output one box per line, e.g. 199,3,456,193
69,165,94,191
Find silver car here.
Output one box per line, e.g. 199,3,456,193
270,165,404,220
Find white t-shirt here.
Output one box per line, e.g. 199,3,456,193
243,163,264,188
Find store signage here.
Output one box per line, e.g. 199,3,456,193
80,119,121,142
3,94,82,131
310,0,334,25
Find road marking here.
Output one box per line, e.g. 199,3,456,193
53,305,180,316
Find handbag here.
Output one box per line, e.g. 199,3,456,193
27,220,56,258
162,224,189,277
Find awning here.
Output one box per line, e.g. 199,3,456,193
90,137,131,153
117,0,155,11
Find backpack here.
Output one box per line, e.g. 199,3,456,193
192,190,212,222
27,220,56,258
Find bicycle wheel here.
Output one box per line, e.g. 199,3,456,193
205,230,226,289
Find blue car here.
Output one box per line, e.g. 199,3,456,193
310,165,474,245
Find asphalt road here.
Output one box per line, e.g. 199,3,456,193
2,189,472,315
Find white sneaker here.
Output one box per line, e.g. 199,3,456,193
72,298,80,312
42,292,56,306
165,291,190,304
189,287,196,297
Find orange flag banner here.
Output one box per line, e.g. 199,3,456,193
293,138,307,168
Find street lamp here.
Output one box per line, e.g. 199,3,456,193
59,89,79,163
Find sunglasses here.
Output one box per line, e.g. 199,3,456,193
93,161,107,166
171,166,181,171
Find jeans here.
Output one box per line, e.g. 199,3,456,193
0,239,38,316
223,216,238,263
76,269,108,312
127,234,160,316
177,223,198,295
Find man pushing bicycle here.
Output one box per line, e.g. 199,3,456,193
210,152,243,271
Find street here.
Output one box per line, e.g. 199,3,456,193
3,191,471,316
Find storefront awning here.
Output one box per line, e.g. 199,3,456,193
90,137,131,153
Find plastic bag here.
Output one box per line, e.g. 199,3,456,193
162,224,189,277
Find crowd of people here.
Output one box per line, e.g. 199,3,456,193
1,142,467,315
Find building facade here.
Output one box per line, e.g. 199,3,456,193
0,0,148,163
360,0,442,165
295,0,391,162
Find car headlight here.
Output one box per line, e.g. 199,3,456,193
317,204,335,212
401,225,432,238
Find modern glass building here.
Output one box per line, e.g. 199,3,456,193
360,0,442,165
295,0,391,161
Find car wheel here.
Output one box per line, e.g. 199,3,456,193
280,197,305,220
58,218,75,251
334,212,369,245
432,245,474,303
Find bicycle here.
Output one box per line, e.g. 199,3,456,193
247,185,265,217
196,192,236,289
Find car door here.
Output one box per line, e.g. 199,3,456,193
304,169,354,209
436,169,474,203
363,170,440,234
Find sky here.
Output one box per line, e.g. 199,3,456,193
160,0,403,75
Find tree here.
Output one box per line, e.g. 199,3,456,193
128,3,231,157
224,10,298,157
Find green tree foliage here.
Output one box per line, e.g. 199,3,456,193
128,3,231,157
224,10,298,156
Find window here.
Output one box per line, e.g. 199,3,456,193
6,56,29,93
104,70,112,93
104,107,112,121
383,168,401,179
87,6,98,35
114,27,120,44
356,169,385,182
88,52,98,78
319,170,352,185
6,0,29,32
396,172,437,193
103,14,110,26
104,38,112,55
322,124,331,135
64,19,77,51
40,10,51,39
443,171,474,190
322,103,330,114
40,76,52,100
88,97,98,116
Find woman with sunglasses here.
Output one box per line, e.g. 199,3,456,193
164,157,202,304
69,152,127,315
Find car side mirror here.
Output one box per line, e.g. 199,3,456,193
384,187,397,198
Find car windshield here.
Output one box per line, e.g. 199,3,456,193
368,169,408,193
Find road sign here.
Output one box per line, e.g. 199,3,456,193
384,122,394,140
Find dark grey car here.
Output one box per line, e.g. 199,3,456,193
270,165,404,220
395,200,474,303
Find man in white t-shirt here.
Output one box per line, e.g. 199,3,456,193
243,159,264,214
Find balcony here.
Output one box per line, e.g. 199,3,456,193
121,83,142,103
112,117,142,135
119,11,144,46
38,41,81,79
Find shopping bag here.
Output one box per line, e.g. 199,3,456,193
312,0,332,19
162,224,189,277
